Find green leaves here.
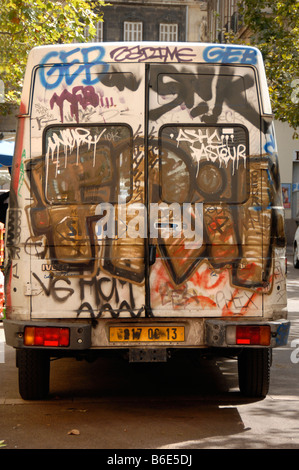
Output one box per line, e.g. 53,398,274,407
234,0,299,134
0,0,105,111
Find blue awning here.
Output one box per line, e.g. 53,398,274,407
0,140,14,167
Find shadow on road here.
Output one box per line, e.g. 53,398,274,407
0,350,258,449
49,351,253,403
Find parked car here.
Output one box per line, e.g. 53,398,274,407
293,225,299,268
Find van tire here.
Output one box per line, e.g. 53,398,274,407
17,349,50,400
237,348,270,398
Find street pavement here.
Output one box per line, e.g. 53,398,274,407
0,250,298,450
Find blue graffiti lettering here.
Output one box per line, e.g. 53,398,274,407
264,133,275,155
39,46,108,89
203,46,257,65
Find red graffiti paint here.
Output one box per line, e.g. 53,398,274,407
11,101,26,194
191,295,217,308
190,268,227,290
237,262,259,282
153,263,175,293
222,288,240,316
5,268,12,314
221,289,258,316
211,245,238,259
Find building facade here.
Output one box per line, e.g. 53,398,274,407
207,0,241,42
206,0,251,43
100,1,187,42
91,0,207,43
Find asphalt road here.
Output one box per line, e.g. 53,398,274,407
0,251,299,452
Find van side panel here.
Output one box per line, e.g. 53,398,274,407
5,108,31,320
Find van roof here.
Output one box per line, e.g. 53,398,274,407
28,41,262,66
21,42,269,114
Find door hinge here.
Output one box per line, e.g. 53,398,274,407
24,282,40,296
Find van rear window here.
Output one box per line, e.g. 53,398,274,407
159,125,249,204
44,125,132,204
157,73,247,110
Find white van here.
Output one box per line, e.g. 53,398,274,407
4,42,290,399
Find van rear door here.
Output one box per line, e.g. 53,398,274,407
29,61,149,319
148,63,267,318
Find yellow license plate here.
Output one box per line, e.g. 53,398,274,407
109,326,185,342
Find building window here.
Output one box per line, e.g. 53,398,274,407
160,23,178,41
84,21,103,42
124,22,143,41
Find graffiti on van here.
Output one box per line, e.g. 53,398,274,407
38,44,258,83
21,124,283,289
38,44,258,90
5,47,286,319
39,45,196,90
50,86,101,123
109,45,197,63
174,127,247,174
39,46,109,89
203,46,257,64
46,67,263,132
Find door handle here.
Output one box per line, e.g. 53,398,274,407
154,222,180,229
149,244,156,265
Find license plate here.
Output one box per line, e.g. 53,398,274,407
109,326,185,343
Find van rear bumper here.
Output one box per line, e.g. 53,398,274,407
3,318,290,350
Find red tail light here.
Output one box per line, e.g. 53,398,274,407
24,326,70,347
236,326,271,346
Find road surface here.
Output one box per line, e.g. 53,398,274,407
0,251,298,451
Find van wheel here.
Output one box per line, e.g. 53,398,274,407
238,348,270,398
294,244,299,268
17,349,50,400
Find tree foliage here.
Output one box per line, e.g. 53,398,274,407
234,0,299,135
0,0,105,111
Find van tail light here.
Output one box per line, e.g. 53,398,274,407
236,326,271,345
24,326,70,347
227,325,271,346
